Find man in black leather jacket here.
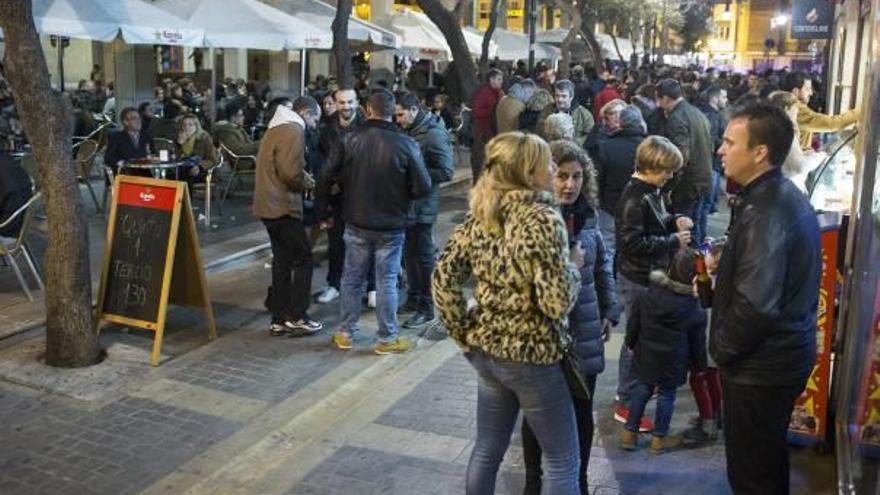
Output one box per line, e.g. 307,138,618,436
319,89,431,355
711,102,821,495
315,89,367,305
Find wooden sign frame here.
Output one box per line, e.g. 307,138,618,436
96,175,216,366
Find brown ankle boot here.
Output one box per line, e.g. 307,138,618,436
649,434,682,454
620,429,638,451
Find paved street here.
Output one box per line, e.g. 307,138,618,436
0,183,835,495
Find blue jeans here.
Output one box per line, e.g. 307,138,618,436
626,381,677,436
338,225,404,343
616,273,648,403
464,351,580,495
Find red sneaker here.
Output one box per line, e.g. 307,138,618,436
614,404,654,432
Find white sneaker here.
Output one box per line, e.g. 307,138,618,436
367,291,377,309
317,287,340,304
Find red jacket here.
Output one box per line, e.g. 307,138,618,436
593,85,622,121
471,84,504,139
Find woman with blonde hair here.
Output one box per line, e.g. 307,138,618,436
767,90,811,191
433,132,582,494
177,113,217,179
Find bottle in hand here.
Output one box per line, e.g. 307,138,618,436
695,253,713,308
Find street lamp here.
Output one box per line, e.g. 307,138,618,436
771,14,790,29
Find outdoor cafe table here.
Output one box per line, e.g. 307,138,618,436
119,160,186,180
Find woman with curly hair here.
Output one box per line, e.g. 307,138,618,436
520,140,621,495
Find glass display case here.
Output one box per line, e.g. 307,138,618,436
808,130,859,213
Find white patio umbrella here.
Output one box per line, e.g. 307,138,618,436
28,0,204,45
379,8,496,62
464,26,560,62
259,0,400,49
147,0,332,50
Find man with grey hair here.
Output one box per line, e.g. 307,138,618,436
495,79,536,133
538,79,595,146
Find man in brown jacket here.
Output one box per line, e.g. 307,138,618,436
253,96,322,337
782,71,859,150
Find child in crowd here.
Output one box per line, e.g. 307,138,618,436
621,248,707,454
683,239,726,446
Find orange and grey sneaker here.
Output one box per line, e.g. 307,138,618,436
332,332,353,350
649,434,682,455
374,337,413,355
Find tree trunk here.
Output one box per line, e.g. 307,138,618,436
331,0,354,89
0,0,99,367
609,33,626,65
416,0,479,102
553,0,581,80
578,10,605,70
479,0,504,80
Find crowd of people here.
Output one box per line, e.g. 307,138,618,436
423,60,854,495
0,55,859,495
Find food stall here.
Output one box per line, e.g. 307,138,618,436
829,0,880,490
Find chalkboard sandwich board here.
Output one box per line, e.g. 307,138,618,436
96,176,217,366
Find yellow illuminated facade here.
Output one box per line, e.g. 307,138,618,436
705,0,820,72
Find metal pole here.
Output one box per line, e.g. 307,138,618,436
210,47,217,124
527,0,537,74
57,38,65,92
301,49,307,96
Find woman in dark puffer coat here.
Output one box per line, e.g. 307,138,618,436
521,140,622,495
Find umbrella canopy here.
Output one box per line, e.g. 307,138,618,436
537,28,638,61
378,8,495,61
27,0,203,45
258,0,399,49
148,0,332,50
464,26,559,62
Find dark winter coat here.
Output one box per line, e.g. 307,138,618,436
320,120,431,231
660,99,714,203
615,177,680,286
698,103,726,173
564,197,622,376
710,168,821,387
626,270,707,387
316,111,367,216
595,126,646,214
406,111,455,224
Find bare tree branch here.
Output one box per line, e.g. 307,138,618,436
416,0,480,101
331,0,354,88
479,0,504,79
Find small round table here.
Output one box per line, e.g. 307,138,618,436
119,160,186,180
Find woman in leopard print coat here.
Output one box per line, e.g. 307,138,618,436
432,132,582,495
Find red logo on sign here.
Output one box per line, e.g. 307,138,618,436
118,183,177,211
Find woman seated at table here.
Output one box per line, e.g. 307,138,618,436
177,113,217,181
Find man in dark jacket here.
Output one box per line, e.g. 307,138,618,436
656,78,714,244
594,105,647,262
104,107,151,174
315,88,367,305
712,102,821,495
320,89,431,355
394,92,455,329
698,85,727,217
0,155,32,238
